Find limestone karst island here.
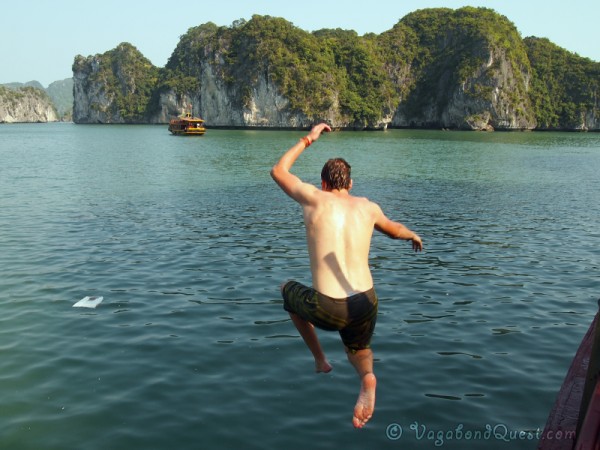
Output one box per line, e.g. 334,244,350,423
2,8,599,130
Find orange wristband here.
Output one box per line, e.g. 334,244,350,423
300,136,312,147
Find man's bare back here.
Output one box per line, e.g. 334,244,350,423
302,190,377,298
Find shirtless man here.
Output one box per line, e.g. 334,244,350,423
270,123,423,429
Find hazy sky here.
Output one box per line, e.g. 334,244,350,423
1,0,598,87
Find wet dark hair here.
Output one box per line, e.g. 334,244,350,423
321,158,351,190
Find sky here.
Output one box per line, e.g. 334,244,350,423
1,0,598,87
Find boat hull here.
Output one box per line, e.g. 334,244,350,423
539,303,600,449
168,127,206,136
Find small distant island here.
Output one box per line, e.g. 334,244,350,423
3,7,599,130
0,79,73,123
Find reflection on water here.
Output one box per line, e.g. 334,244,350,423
0,124,599,449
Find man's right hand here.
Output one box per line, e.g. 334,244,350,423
307,123,331,143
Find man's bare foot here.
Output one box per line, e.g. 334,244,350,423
352,373,376,428
315,358,333,373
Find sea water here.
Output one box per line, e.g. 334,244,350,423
0,123,599,449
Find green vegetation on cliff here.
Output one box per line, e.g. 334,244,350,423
156,9,544,127
72,9,599,129
73,43,159,122
164,17,396,126
385,7,533,124
525,37,600,129
318,28,396,125
231,16,339,120
0,85,55,107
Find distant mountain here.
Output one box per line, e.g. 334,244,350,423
1,79,73,120
3,80,45,90
46,78,74,118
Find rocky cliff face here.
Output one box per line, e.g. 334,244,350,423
0,86,58,123
392,47,536,130
73,43,159,124
582,108,599,131
197,58,311,128
72,55,113,123
148,65,318,128
149,72,350,130
387,7,538,130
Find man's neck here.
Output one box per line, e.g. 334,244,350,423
324,188,350,195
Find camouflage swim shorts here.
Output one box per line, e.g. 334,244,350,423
282,281,378,352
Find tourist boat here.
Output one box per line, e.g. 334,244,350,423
168,111,206,136
538,300,600,449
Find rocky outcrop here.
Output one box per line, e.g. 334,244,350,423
582,108,600,131
387,7,538,130
73,43,159,123
0,86,58,123
523,36,599,131
392,48,536,130
198,61,311,128
72,55,114,123
149,89,195,124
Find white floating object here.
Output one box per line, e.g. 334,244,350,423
73,296,104,309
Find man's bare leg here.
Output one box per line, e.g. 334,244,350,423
289,312,333,373
346,347,376,428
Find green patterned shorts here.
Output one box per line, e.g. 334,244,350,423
282,281,378,352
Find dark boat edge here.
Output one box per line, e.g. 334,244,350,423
538,299,600,449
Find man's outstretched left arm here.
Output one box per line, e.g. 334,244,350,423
374,204,423,252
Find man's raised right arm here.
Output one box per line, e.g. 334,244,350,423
270,123,331,203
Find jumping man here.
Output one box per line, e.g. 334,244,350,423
270,123,423,428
